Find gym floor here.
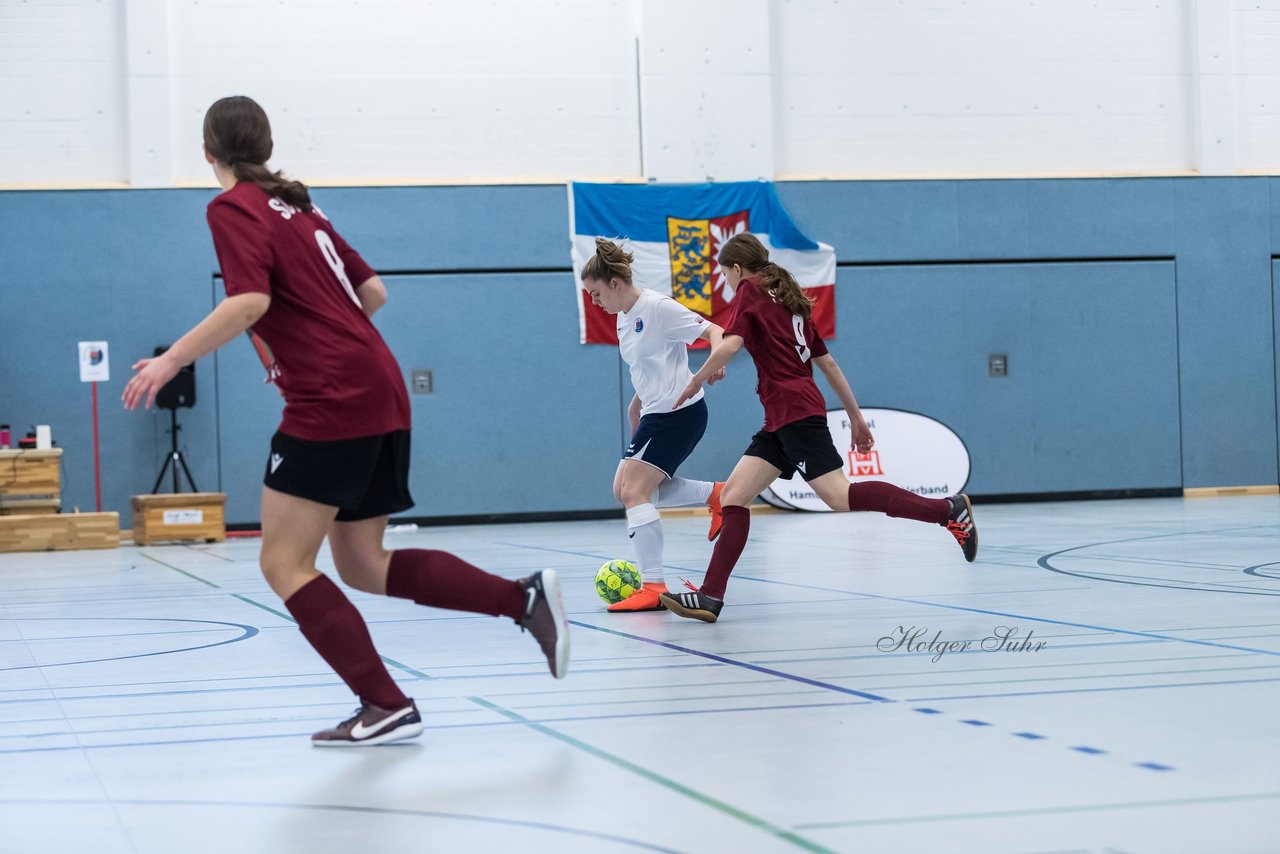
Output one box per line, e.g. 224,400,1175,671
1,496,1277,853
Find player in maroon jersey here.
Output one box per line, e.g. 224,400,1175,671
122,96,568,745
661,232,977,623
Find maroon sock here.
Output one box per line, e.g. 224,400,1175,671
284,574,406,710
848,482,951,524
700,505,750,600
386,549,525,622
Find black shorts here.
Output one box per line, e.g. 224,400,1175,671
744,415,844,482
623,398,708,478
264,429,414,522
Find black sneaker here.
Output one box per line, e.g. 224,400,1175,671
311,699,423,747
658,582,724,623
517,569,570,678
946,494,978,563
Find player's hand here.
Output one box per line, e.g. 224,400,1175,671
673,379,702,409
706,367,727,385
851,421,874,455
122,353,181,411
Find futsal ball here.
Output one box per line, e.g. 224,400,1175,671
594,559,642,604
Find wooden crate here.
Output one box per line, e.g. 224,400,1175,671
0,449,61,497
131,493,227,544
0,512,119,553
0,496,61,516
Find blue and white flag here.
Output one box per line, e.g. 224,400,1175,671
569,181,836,344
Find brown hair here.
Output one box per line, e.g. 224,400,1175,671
717,232,813,318
203,96,313,212
581,237,634,284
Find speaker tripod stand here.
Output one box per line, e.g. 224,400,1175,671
152,406,199,494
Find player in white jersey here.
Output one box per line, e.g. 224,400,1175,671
582,238,727,612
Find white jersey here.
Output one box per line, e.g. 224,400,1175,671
618,289,709,417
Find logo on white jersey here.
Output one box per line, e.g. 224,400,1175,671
270,453,284,473
635,319,644,333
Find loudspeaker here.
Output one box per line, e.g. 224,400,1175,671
154,346,196,409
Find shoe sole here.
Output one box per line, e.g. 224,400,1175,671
959,493,977,563
658,593,719,623
311,721,424,747
607,602,667,612
541,568,571,678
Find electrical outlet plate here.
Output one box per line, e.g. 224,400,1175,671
411,369,433,394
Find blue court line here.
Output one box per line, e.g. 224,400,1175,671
0,698,875,755
0,798,684,853
569,619,893,702
1037,527,1280,597
734,575,1280,658
138,552,432,681
0,681,1184,773
0,619,258,672
568,620,1178,772
0,627,235,644
904,673,1280,703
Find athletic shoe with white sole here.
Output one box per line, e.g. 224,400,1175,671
658,581,724,623
311,699,423,747
518,569,570,678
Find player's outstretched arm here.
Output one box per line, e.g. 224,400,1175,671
698,323,728,384
675,334,743,408
814,353,873,454
123,292,270,410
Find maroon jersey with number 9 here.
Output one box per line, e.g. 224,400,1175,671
207,182,410,441
724,276,829,431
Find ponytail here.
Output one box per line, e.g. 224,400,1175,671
204,95,313,212
581,237,634,284
758,261,814,318
718,232,814,318
230,161,313,212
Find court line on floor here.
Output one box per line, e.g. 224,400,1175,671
569,620,892,702
0,798,684,853
139,552,432,680
467,695,837,854
1037,527,1280,596
567,620,1177,773
792,791,1280,829
734,576,1280,658
0,618,258,672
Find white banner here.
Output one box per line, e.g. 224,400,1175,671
762,408,971,512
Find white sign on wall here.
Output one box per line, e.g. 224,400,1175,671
762,408,971,512
78,340,109,383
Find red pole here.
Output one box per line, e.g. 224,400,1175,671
92,381,102,512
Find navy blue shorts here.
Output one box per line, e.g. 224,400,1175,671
623,398,708,478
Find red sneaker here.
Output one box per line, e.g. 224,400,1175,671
607,581,668,612
707,481,725,541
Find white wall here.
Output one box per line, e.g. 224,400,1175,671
0,0,127,184
4,0,1280,185
773,0,1194,178
167,0,641,184
1232,0,1280,173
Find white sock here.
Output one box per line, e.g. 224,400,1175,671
625,503,663,586
654,477,714,508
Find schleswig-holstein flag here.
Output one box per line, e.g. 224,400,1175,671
570,181,836,345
